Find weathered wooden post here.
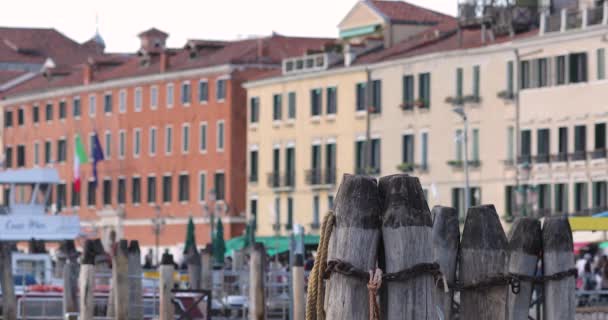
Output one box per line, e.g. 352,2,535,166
543,217,575,320
507,217,542,320
128,240,143,320
55,241,68,279
233,249,244,271
159,252,175,320
249,242,266,320
325,174,382,320
79,240,96,320
431,206,460,320
187,246,201,289
379,174,434,319
200,245,213,291
62,240,79,316
292,252,305,320
460,205,509,320
0,242,16,320
111,239,129,319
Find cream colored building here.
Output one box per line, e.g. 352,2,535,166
246,0,608,238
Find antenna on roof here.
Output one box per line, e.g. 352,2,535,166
95,13,99,34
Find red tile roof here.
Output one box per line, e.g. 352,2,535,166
0,70,27,84
369,0,456,24
138,28,168,38
0,27,100,65
1,34,334,98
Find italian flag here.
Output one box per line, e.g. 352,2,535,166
73,134,89,193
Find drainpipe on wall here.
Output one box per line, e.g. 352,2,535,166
365,67,372,174
514,48,522,216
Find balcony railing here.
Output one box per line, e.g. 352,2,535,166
569,150,587,161
551,153,569,163
305,168,337,186
589,149,607,160
396,162,428,173
266,171,295,189
517,155,532,166
355,167,381,176
446,159,481,168
534,154,550,164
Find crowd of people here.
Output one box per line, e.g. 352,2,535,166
577,252,608,291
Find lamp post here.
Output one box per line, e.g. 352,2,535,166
453,106,471,213
151,205,165,267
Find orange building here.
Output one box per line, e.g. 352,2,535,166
0,27,332,257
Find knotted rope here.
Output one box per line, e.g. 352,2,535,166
367,269,382,320
305,211,335,320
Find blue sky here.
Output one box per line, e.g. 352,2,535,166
1,0,457,52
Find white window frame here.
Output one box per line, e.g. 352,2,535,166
150,85,158,110
181,81,191,107
33,140,40,167
88,94,96,117
134,87,143,112
119,89,127,113
73,96,81,119
165,125,173,155
199,79,209,104
149,127,157,156
104,130,111,160
216,77,228,102
199,121,208,153
199,171,207,203
166,83,174,108
118,130,126,159
103,91,112,116
182,123,190,154
133,128,141,158
216,120,225,152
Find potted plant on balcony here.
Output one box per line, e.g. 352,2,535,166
445,96,465,105
399,101,414,111
497,90,515,100
414,99,428,108
463,95,482,104
447,160,463,167
396,162,415,172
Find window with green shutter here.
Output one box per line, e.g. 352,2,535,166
472,128,480,161
456,68,463,98
402,75,414,107
418,73,431,108
473,65,480,98
288,92,296,119
507,61,514,94
598,48,605,80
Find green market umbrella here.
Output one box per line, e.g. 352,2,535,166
213,217,226,265
183,216,196,254
600,241,608,249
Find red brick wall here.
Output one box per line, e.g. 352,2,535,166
3,71,247,246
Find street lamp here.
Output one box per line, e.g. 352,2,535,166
151,205,165,267
453,106,471,213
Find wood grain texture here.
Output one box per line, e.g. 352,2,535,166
460,205,508,320
0,243,16,320
79,243,96,320
379,174,434,320
431,206,460,320
507,217,541,320
159,253,175,320
543,217,575,320
249,243,266,320
326,174,381,320
113,240,130,320
201,245,213,291
186,246,201,289
128,240,143,320
292,254,305,320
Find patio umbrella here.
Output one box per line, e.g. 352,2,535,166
213,217,225,265
183,216,197,254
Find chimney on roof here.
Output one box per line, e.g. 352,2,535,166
257,38,267,61
83,64,93,85
138,28,169,52
160,51,169,73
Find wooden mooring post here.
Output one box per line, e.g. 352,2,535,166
460,205,508,320
201,245,213,291
292,253,305,320
0,242,16,320
79,240,96,320
431,206,459,320
543,216,576,320
507,217,542,320
325,174,381,320
113,239,130,319
159,252,175,320
128,240,143,320
379,174,434,319
62,240,79,316
187,246,201,289
249,242,266,320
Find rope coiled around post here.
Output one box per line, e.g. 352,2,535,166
306,211,335,320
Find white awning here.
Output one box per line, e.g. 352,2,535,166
0,168,60,184
0,215,80,240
